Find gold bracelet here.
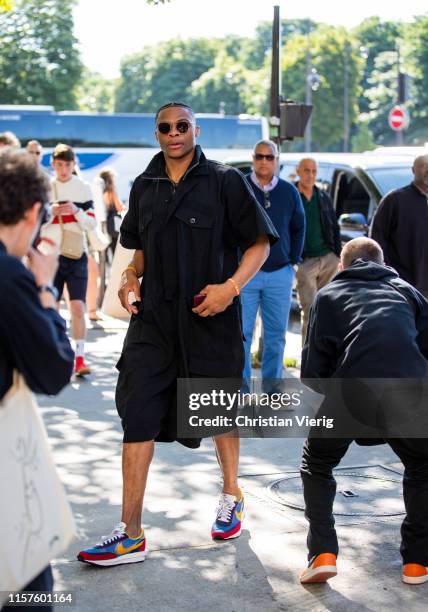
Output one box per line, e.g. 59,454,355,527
227,277,240,296
123,264,137,275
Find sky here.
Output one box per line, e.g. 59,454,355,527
74,0,428,78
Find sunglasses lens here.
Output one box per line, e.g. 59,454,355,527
176,121,190,133
157,122,171,134
255,154,275,161
157,121,191,134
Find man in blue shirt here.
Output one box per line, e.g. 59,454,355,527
241,139,305,393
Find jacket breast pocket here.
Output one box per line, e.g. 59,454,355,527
174,208,213,230
175,207,215,295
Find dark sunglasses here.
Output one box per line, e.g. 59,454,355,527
157,120,192,135
254,153,276,161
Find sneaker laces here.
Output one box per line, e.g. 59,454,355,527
97,521,127,546
215,493,236,523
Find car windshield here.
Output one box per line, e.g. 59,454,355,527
368,166,413,195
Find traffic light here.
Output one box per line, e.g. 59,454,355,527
398,72,407,104
279,102,313,140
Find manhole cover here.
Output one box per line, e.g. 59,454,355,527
267,466,405,517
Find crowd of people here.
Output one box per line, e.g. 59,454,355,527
1,106,428,606
0,133,124,375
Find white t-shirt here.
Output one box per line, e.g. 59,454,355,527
51,175,93,204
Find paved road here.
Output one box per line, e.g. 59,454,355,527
38,322,427,611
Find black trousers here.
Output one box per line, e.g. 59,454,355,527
300,437,428,565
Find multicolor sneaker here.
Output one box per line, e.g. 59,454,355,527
75,356,91,377
77,522,147,566
211,489,245,540
300,553,337,583
402,563,428,585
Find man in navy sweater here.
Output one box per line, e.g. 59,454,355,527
241,139,305,393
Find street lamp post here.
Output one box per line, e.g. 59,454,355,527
304,46,320,152
343,41,350,152
396,45,404,146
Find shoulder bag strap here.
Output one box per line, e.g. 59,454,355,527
53,181,65,232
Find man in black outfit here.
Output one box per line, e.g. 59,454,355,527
299,237,428,586
78,102,278,566
370,154,428,299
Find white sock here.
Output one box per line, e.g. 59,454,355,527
75,339,85,358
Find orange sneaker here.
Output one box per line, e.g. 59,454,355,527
75,356,91,377
402,563,428,585
300,553,337,584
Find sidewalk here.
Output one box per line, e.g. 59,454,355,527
39,322,427,612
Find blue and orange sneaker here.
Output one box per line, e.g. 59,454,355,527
77,522,147,567
211,489,245,540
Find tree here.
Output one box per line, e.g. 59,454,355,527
353,18,402,115
364,50,400,145
115,38,218,112
0,0,83,108
76,69,116,113
282,26,362,151
190,52,250,114
243,19,317,71
406,16,428,144
351,122,376,152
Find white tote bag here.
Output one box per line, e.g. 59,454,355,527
0,373,75,599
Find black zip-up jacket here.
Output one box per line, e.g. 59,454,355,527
302,260,428,386
120,146,278,377
298,184,341,258
370,183,428,294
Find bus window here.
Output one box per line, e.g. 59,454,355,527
197,118,262,149
110,116,157,147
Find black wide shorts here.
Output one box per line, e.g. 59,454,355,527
115,300,241,448
53,253,88,302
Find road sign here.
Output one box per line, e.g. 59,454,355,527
388,105,409,131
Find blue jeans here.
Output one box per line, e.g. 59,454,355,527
241,264,294,392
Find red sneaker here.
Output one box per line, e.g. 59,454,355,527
75,356,91,377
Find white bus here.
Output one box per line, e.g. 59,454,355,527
0,105,269,199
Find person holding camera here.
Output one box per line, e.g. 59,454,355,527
40,144,97,376
0,150,74,608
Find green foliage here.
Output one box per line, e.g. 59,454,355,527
364,50,399,145
2,2,428,151
244,19,317,71
76,69,117,113
351,122,376,152
0,0,82,108
115,38,218,112
352,18,404,145
353,18,402,115
406,16,428,144
282,26,362,151
190,51,269,115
